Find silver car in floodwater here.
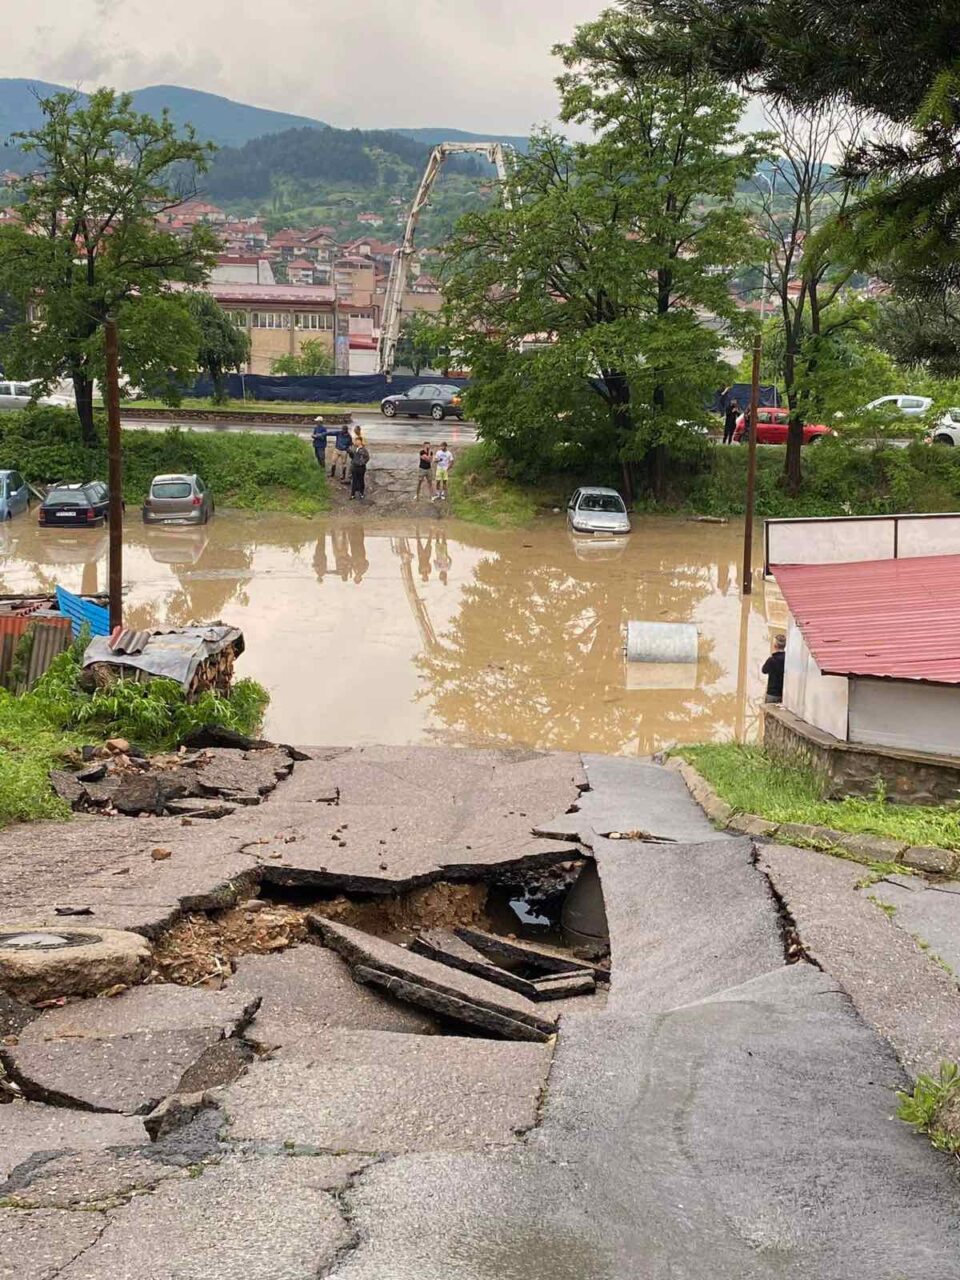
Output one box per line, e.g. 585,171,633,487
0,469,30,521
142,474,214,525
566,486,631,536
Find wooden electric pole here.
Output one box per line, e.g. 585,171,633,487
103,318,124,632
741,334,762,596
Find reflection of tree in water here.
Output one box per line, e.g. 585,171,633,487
415,542,753,755
125,531,256,630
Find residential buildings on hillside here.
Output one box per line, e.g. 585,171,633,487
168,203,444,373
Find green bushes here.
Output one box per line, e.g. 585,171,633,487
0,406,329,515
0,637,270,826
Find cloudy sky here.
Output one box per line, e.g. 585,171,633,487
7,0,607,133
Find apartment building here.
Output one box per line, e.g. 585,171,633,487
201,282,338,374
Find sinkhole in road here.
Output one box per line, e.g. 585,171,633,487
150,858,610,991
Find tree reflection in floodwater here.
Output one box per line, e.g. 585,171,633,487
414,525,767,756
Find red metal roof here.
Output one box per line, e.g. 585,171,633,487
772,554,960,684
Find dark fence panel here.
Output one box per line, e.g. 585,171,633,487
188,374,471,405
711,383,781,413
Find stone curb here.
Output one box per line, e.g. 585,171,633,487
665,756,960,877
121,407,354,426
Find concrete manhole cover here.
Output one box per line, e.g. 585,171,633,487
0,931,103,951
0,925,151,1002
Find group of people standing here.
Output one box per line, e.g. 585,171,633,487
416,441,454,502
312,418,370,499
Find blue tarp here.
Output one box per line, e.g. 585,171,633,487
712,384,781,413
187,374,471,405
55,587,110,639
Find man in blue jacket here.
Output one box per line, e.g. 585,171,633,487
332,423,353,482
312,417,328,469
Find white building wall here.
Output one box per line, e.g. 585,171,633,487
848,680,960,756
766,514,960,569
783,622,849,741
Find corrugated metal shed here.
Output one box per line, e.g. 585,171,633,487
772,554,960,684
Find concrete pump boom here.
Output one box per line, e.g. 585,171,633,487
377,141,512,375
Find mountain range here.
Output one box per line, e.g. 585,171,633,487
0,79,528,153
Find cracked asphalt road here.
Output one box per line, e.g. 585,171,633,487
2,748,960,1278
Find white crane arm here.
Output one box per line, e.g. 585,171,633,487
377,142,513,375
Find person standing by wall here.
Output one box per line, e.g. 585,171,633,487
762,634,787,704
312,416,329,468
417,442,434,501
433,442,453,501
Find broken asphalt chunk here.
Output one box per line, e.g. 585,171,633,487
309,917,556,1041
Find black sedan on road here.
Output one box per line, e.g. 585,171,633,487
380,384,464,421
39,481,111,527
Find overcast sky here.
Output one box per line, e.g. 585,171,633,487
7,0,607,133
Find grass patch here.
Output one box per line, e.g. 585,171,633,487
118,397,371,415
897,1063,960,1154
677,743,960,850
0,408,330,517
449,443,573,527
0,636,269,827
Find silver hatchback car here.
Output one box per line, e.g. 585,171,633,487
567,486,631,536
142,474,214,525
0,469,30,521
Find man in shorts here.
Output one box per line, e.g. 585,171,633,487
433,442,453,501
416,442,434,500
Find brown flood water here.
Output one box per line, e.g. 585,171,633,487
0,513,782,756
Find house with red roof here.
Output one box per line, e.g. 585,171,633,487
765,513,960,801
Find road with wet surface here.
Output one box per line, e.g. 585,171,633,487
0,513,777,756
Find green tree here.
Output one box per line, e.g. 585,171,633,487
0,89,217,443
628,0,960,300
270,338,335,376
442,10,763,497
396,312,449,376
875,292,960,380
753,100,865,493
185,292,251,402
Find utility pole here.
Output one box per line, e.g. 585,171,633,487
103,318,124,632
741,334,762,596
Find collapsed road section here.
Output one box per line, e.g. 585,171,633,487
1,748,960,1278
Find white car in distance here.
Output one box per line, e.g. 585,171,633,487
927,408,960,446
864,394,934,418
0,379,73,411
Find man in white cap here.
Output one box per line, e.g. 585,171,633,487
312,416,328,469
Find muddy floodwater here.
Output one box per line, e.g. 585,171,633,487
0,512,782,756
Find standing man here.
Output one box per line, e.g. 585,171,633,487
312,416,329,468
349,436,370,500
332,422,352,483
417,441,434,501
433,442,453,501
723,399,739,445
762,634,787,704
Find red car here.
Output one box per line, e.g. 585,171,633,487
734,406,832,444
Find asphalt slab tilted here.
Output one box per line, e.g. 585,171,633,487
2,747,960,1278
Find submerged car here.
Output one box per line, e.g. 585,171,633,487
142,474,214,525
380,384,464,421
734,407,832,445
566,487,631,536
38,481,110,527
0,469,30,521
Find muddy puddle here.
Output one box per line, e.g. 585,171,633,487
0,511,780,755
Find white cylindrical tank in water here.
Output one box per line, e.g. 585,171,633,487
625,621,698,664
